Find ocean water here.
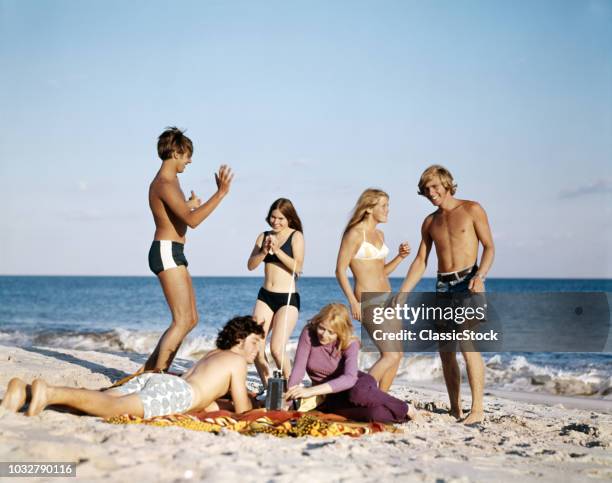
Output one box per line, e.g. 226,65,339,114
1,276,611,397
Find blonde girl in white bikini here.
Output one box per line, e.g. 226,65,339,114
335,189,410,392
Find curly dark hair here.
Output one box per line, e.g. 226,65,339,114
216,316,265,350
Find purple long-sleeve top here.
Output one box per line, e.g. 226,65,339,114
288,326,359,393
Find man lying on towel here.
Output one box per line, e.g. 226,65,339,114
1,316,264,418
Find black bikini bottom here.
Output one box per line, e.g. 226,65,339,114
257,287,300,313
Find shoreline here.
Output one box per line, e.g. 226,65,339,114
1,343,609,402
411,381,612,413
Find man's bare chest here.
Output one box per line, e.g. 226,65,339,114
430,212,474,240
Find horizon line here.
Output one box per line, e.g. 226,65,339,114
0,274,610,281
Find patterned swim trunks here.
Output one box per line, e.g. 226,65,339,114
114,373,194,419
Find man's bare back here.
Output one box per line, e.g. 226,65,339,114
182,350,251,413
149,175,189,243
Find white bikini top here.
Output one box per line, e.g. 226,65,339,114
353,230,389,261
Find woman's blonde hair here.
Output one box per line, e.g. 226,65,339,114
308,303,356,352
343,188,389,235
418,165,457,196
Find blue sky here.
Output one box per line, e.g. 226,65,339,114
1,0,610,277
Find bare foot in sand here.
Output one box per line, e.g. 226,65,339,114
1,378,28,413
462,410,484,425
26,379,50,416
449,406,464,420
407,404,421,422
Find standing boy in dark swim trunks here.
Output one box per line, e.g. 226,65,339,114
144,127,233,371
399,165,495,424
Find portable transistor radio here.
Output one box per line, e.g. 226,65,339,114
265,369,286,411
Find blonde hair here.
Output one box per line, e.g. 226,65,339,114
418,165,457,196
343,188,389,235
308,303,355,352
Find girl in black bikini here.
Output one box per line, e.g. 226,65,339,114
247,198,305,386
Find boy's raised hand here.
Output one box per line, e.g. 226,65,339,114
215,165,234,196
187,190,202,210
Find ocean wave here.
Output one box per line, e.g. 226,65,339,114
389,353,612,398
0,328,218,361
483,354,612,398
1,328,610,397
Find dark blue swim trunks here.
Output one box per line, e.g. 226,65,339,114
148,240,188,275
435,265,487,333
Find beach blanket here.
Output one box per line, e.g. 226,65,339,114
105,409,398,437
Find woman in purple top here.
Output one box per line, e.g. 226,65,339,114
285,303,416,424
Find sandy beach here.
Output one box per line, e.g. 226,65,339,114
0,344,610,482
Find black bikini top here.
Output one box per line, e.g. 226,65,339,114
263,230,295,264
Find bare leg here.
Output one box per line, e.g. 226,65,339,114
439,351,463,419
252,300,274,387
204,400,220,412
363,302,402,392
27,379,144,418
1,378,28,412
269,306,299,380
143,266,198,371
380,352,402,393
368,352,402,392
461,349,485,424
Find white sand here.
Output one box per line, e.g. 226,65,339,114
0,344,610,482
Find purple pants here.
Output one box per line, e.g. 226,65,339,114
317,372,409,424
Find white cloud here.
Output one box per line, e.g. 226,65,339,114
558,178,612,199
